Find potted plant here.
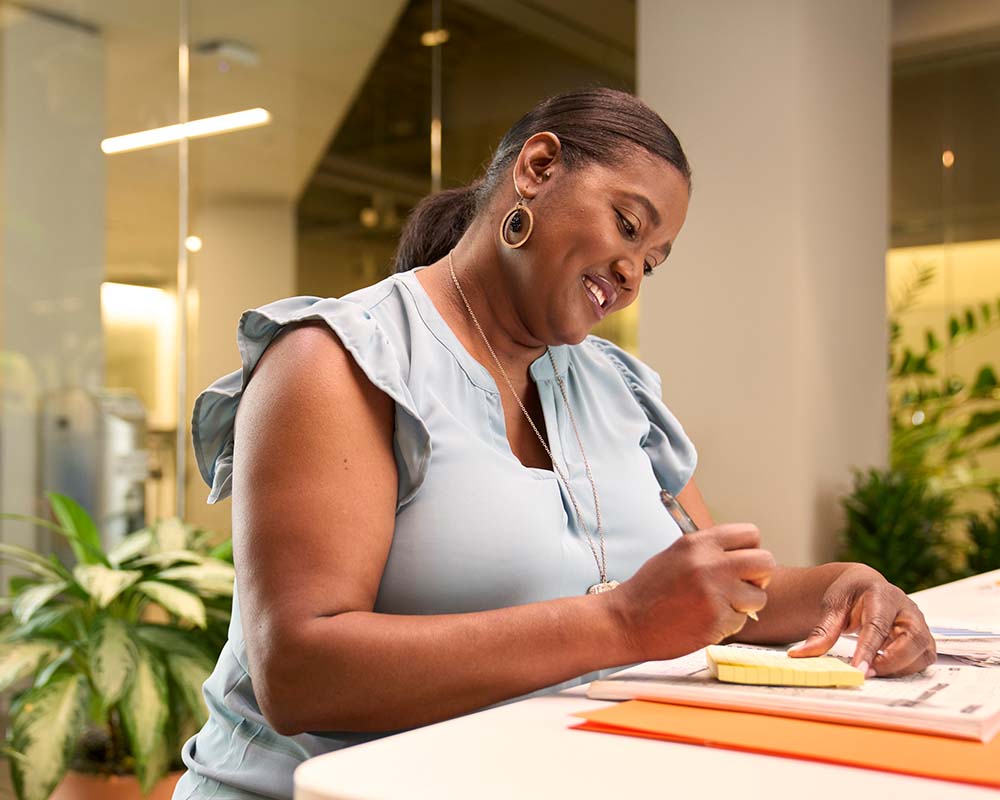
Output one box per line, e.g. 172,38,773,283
0,493,233,800
839,263,1000,588
840,467,956,592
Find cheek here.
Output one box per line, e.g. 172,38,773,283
543,197,617,251
557,220,621,263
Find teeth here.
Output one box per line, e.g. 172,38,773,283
584,276,606,307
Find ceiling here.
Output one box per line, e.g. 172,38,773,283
13,0,634,286
891,45,1000,247
19,0,408,283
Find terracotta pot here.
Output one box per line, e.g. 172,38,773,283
50,770,182,800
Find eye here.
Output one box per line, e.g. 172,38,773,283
615,209,639,241
643,263,655,277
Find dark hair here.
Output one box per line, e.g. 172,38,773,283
394,87,691,272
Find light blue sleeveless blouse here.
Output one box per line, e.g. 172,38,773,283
175,269,697,800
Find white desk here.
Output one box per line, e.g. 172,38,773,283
295,570,1000,800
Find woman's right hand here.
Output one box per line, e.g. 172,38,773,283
607,524,775,662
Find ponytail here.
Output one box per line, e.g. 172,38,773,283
393,181,481,272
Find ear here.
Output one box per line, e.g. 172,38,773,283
514,132,562,200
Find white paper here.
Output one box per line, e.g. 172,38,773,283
588,644,1000,742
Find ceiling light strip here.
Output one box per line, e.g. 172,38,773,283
101,107,271,154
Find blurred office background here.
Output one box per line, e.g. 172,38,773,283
0,0,998,577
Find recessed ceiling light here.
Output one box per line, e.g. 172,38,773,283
420,29,450,47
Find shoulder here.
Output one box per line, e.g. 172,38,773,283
579,335,663,397
250,321,379,406
193,274,432,505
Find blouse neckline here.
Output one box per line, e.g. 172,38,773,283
394,268,570,392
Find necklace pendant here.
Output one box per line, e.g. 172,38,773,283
586,580,620,595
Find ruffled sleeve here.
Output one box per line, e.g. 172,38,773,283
588,337,698,496
191,296,431,509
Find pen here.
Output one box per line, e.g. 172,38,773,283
659,490,759,621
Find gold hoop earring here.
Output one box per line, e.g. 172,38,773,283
500,170,534,249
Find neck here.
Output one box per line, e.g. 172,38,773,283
421,220,547,382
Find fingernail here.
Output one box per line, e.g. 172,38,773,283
856,660,868,676
866,668,876,678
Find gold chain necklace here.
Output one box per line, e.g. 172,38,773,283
447,251,618,595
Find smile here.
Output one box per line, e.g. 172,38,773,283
582,274,618,318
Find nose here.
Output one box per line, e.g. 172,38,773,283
612,258,640,290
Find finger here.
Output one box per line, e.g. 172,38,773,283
720,605,750,639
723,548,776,588
704,524,761,552
787,604,850,658
872,635,935,678
871,620,937,677
729,582,768,617
849,595,896,671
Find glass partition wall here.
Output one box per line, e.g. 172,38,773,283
0,0,637,549
889,44,1000,514
0,1,181,578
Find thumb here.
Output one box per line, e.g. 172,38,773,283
787,605,850,658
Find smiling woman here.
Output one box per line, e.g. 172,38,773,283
174,88,935,800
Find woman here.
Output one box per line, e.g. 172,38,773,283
175,88,934,800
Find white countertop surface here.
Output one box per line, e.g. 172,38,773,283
295,569,1000,800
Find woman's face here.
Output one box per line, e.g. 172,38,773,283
507,146,690,346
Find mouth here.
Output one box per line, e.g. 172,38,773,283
582,274,618,319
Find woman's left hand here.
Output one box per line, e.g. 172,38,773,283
786,564,936,677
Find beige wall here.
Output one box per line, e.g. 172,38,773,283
637,0,890,565
184,201,296,536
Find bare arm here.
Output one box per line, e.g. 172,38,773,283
233,324,773,735
234,323,633,734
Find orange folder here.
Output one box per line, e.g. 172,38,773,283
572,701,1000,789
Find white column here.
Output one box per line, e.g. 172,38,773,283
638,0,890,565
0,7,104,576
184,200,296,535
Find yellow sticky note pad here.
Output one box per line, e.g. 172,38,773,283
706,645,864,687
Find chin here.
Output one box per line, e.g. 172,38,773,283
550,326,591,346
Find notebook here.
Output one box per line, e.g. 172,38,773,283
706,645,864,687
588,645,1000,742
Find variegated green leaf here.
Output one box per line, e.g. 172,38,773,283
130,550,203,569
141,737,171,795
0,642,61,693
106,528,155,566
3,606,74,644
134,624,212,660
33,646,75,688
166,652,214,726
9,674,88,800
135,581,206,628
90,617,137,706
46,493,108,566
0,543,65,580
157,559,235,596
13,581,68,624
72,564,142,608
153,517,188,553
210,538,233,562
119,646,169,794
